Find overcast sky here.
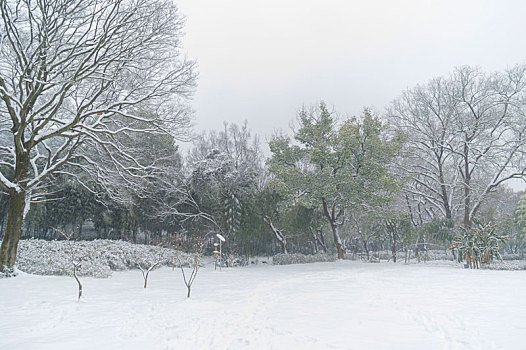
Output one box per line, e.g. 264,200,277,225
176,0,526,147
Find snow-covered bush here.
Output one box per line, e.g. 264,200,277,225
500,253,525,261
482,260,526,270
349,249,456,262
227,255,248,267
16,239,193,277
424,250,455,261
450,221,508,269
272,253,337,265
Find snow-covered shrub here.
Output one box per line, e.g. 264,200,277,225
16,239,193,277
346,250,456,263
0,268,15,278
424,250,455,261
500,253,524,261
227,255,248,267
272,253,337,265
482,260,526,270
450,221,508,269
354,251,402,261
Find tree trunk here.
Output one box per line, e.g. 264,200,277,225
280,239,287,255
322,197,345,259
143,273,148,288
317,229,327,253
391,235,397,263
0,190,27,271
437,157,452,220
463,177,471,228
363,240,370,260
265,217,287,254
1,148,30,272
463,142,472,228
385,220,398,263
74,264,83,300
330,223,345,259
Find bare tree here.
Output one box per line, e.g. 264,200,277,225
390,65,526,228
137,260,161,289
0,0,196,271
53,227,88,300
390,78,459,222
178,255,200,298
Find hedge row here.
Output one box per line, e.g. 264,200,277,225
16,239,194,278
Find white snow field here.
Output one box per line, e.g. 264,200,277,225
1,261,525,350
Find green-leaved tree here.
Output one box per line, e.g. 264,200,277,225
268,103,403,258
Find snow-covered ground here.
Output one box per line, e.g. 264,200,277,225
1,261,525,350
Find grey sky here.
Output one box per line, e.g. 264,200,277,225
176,0,526,146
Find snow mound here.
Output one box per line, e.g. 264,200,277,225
16,239,194,278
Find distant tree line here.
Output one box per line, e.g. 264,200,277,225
3,73,526,260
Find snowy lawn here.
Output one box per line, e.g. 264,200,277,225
1,261,525,350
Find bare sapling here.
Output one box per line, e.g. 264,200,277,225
137,260,161,288
178,255,200,298
53,227,88,301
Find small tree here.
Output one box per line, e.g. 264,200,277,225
53,227,88,300
137,260,161,288
178,255,200,298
